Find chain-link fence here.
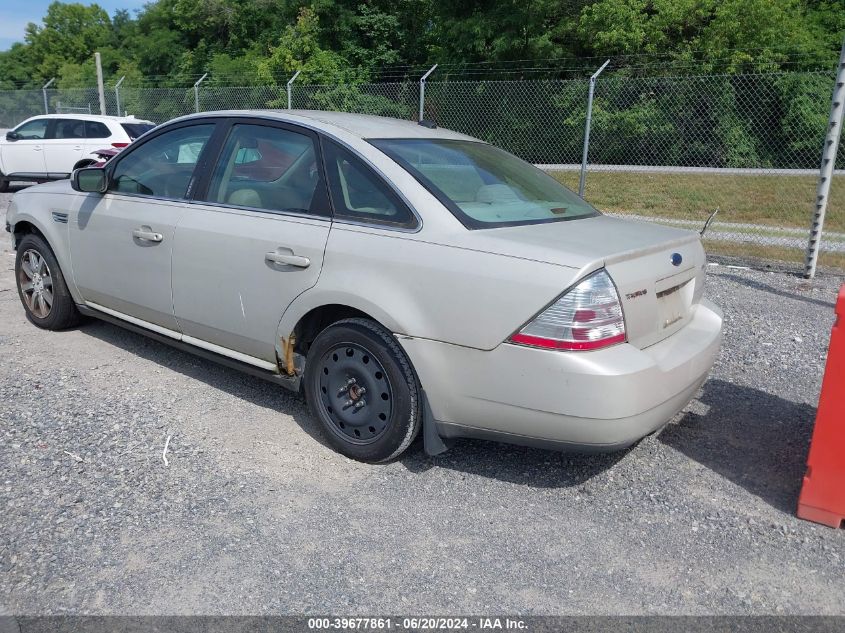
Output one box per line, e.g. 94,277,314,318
1,70,843,269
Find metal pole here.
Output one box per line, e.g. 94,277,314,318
578,59,610,198
419,64,438,121
286,70,301,110
194,73,208,113
114,75,125,117
804,38,845,279
94,52,106,115
42,77,55,114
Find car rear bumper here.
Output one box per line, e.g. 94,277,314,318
399,298,723,451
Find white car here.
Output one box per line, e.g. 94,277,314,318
0,114,155,191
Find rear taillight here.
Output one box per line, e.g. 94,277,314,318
509,269,626,351
111,142,129,148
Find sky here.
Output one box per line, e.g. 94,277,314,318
0,0,147,50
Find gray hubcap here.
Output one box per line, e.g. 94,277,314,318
19,249,53,319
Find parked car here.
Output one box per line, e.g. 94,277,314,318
0,114,155,191
6,110,722,462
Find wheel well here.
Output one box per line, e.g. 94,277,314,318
11,221,45,249
72,159,96,171
292,304,374,356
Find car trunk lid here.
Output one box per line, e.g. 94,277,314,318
446,214,707,349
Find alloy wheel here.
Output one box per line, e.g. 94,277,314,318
18,248,54,319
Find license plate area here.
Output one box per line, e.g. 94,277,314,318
656,276,694,330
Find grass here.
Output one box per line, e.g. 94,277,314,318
550,170,845,232
703,240,845,270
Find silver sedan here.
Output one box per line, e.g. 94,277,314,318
6,110,722,462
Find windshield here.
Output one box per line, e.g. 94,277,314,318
121,123,156,139
371,139,599,229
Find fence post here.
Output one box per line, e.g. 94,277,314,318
419,64,438,121
804,38,845,279
194,73,208,113
42,78,55,114
114,76,125,116
287,70,301,109
578,59,610,198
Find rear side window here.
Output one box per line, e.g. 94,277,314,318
110,124,214,199
121,123,155,139
322,140,416,229
85,121,111,138
204,123,324,215
54,119,86,139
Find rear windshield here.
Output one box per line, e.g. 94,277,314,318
370,139,599,229
121,123,156,139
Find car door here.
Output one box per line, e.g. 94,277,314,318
171,120,332,366
68,122,218,334
3,118,49,175
43,118,85,176
82,120,114,161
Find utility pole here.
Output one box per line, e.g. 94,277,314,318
804,37,845,279
94,52,106,115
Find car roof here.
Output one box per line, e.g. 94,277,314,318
27,114,154,124
180,110,481,142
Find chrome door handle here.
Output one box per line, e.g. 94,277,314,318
132,228,163,242
265,251,310,268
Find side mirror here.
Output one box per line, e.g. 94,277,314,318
5,131,19,141
71,167,108,194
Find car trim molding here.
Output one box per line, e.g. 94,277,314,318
85,301,279,372
181,335,279,372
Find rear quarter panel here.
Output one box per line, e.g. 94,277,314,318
278,224,581,350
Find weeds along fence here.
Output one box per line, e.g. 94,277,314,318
1,70,843,269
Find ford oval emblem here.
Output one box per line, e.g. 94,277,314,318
671,252,683,267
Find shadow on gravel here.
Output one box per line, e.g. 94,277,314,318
721,273,836,309
77,319,335,451
77,318,626,488
660,378,816,514
400,439,628,489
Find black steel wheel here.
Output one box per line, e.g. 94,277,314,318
15,233,81,330
304,318,421,462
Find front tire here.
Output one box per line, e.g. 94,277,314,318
15,234,81,330
304,318,421,462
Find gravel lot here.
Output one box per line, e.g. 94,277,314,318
1,187,844,616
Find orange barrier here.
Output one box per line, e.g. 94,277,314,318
797,284,845,528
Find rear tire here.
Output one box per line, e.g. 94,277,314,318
15,234,81,330
304,318,421,463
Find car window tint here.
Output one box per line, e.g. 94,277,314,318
322,140,415,228
121,123,155,139
205,124,320,214
110,124,214,199
85,121,111,139
14,119,48,140
54,119,86,139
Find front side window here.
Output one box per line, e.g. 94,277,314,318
54,119,86,139
322,140,415,228
371,139,599,229
110,124,214,199
204,123,322,214
14,119,48,140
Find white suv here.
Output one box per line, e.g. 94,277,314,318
0,114,155,191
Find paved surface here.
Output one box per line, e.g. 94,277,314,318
1,188,844,615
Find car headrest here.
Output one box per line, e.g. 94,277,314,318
228,188,262,208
